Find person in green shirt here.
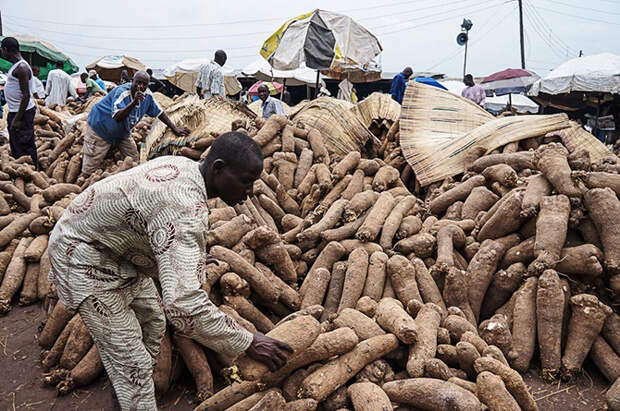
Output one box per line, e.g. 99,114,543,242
80,72,104,97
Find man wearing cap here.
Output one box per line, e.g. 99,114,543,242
89,70,106,92
82,70,189,175
81,72,104,97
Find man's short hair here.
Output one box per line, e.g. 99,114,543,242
146,68,153,75
464,74,473,82
257,84,269,93
1,37,19,52
206,131,262,169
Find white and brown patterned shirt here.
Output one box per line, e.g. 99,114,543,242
48,156,253,357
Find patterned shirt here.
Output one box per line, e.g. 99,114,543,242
461,84,486,107
195,61,226,99
48,156,253,357
87,83,162,144
261,96,286,118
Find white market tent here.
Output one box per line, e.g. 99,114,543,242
529,53,620,96
440,80,538,114
163,58,242,96
241,58,322,86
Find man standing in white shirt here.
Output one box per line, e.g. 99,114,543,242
31,66,45,99
1,37,38,164
45,62,78,106
195,50,227,99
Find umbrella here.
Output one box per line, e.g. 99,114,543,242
414,77,447,90
0,34,78,79
86,55,146,82
242,58,320,86
163,58,242,96
528,53,620,96
439,80,539,114
248,81,283,96
481,68,539,96
260,9,382,92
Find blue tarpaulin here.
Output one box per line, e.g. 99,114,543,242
414,76,447,90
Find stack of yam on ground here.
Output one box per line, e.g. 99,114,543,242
3,90,619,410
350,92,401,141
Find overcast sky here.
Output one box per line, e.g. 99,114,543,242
1,0,619,78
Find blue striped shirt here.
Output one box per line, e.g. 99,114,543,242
87,83,161,143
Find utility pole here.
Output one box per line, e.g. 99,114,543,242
463,40,468,78
579,50,583,57
0,11,3,36
518,0,525,68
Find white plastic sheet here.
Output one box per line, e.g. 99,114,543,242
163,59,241,96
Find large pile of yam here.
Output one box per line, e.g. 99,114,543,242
1,99,619,410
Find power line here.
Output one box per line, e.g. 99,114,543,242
523,9,571,60
533,4,620,25
539,0,620,15
524,2,579,56
377,1,508,35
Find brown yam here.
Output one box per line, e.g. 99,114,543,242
153,329,172,393
207,215,254,248
534,143,583,198
429,175,486,216
529,195,570,275
575,170,620,196
362,251,388,302
333,308,385,341
340,169,365,201
406,303,442,377
210,246,280,303
301,241,346,298
375,298,417,344
173,333,214,401
603,314,620,355
482,163,518,187
424,358,453,380
1,182,31,210
477,189,523,241
534,270,564,382
321,209,368,242
474,357,538,411
300,267,330,309
42,183,81,203
236,315,320,381
443,314,477,344
521,174,552,218
247,390,286,411
396,215,422,240
344,190,379,221
337,248,369,312
333,151,361,180
194,381,262,411
60,315,93,370
555,244,603,278
372,165,400,192
39,300,73,349
561,294,612,379
224,295,274,333
382,378,483,411
466,240,503,322
300,334,399,401
0,212,38,248
456,341,481,379
254,114,287,146
356,192,395,242
480,263,524,320
24,234,48,262
315,175,352,216
0,237,32,312
583,187,620,274
443,267,476,325
461,186,498,221
394,233,436,257
18,262,39,305
42,315,78,370
379,195,416,250
347,382,392,411
476,371,520,411
471,151,535,172
284,399,318,411
306,129,329,164
590,336,620,382
355,296,378,318
294,148,314,188
56,344,104,396
508,276,537,372
298,199,347,243
320,261,347,321
388,255,422,306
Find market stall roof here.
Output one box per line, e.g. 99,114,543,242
241,58,321,86
0,34,78,77
481,68,539,96
439,80,539,114
86,55,146,82
529,53,620,96
162,58,241,96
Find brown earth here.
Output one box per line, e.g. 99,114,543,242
0,304,612,410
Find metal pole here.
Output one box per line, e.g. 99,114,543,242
518,0,525,69
0,11,3,36
315,70,320,99
463,38,468,78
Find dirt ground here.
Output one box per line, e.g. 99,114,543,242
0,303,612,410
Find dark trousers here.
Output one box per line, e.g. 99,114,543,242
7,107,37,165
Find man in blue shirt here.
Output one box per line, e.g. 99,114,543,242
258,84,285,119
82,71,188,175
390,67,413,104
89,70,106,92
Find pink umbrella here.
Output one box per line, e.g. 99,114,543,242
481,68,539,96
248,80,283,96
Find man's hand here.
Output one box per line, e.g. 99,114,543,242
10,118,22,132
246,333,294,371
172,126,190,137
134,90,146,103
